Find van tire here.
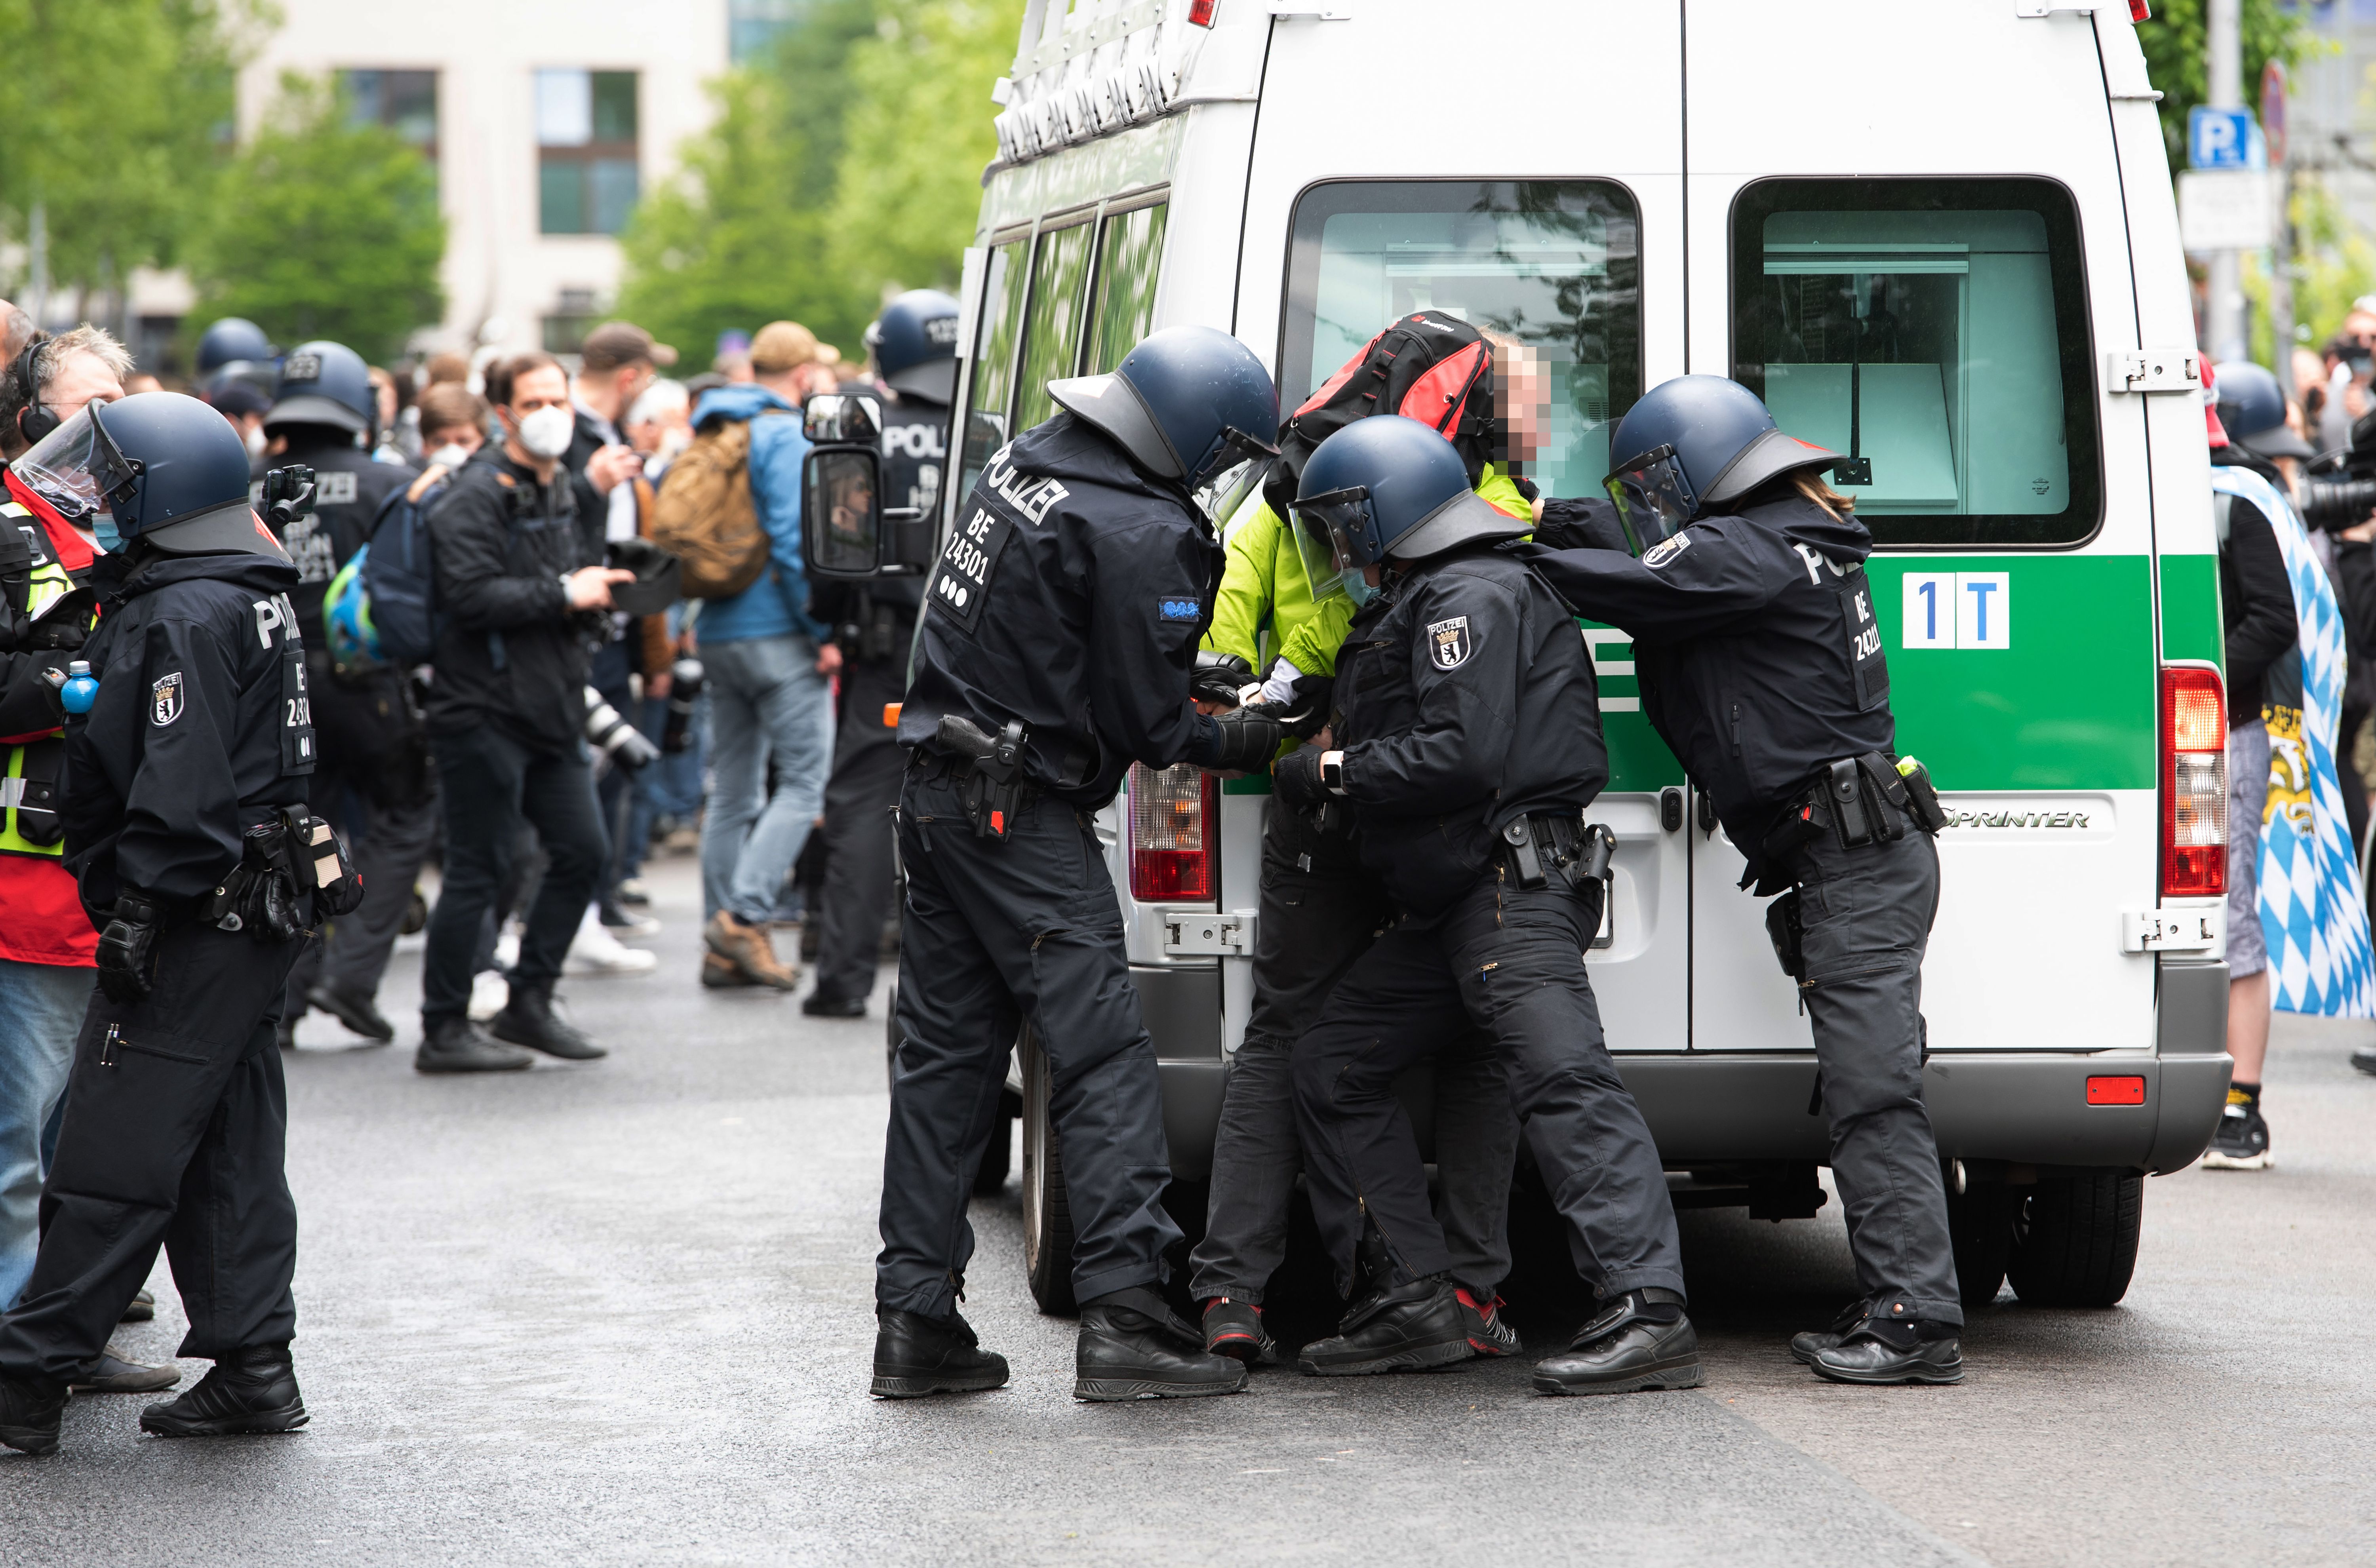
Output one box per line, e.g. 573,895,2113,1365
1944,1181,2016,1307
2006,1171,2143,1308
1020,1031,1077,1314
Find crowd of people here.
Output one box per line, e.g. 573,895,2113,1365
0,291,959,1433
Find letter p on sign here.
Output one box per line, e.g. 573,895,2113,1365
1900,572,2010,651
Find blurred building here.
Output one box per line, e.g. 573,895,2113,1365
199,0,804,362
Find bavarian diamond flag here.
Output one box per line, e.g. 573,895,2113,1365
2213,466,2375,1017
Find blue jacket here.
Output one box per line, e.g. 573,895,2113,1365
687,382,831,645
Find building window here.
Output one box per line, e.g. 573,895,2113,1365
537,69,638,236
729,0,800,64
342,69,438,161
543,289,601,354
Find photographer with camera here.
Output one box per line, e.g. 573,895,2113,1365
412,353,634,1074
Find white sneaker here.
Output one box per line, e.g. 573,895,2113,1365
467,969,510,1021
565,906,658,976
494,927,521,972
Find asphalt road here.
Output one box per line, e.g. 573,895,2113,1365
6,853,2373,1567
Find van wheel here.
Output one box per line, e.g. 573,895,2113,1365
1020,1031,1077,1314
2006,1172,2143,1308
1944,1182,2016,1307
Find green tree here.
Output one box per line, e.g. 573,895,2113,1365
0,0,264,302
823,0,1021,331
186,72,445,363
615,0,885,363
2137,0,2324,172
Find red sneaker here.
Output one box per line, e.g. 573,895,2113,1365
1457,1288,1522,1357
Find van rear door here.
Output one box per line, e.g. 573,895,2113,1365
1680,2,2161,1054
1243,0,1692,1051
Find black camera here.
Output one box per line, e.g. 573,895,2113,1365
584,685,659,772
2301,407,2376,532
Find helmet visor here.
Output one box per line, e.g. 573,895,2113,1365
1193,424,1284,492
15,404,139,521
1602,443,1696,558
1291,485,1382,608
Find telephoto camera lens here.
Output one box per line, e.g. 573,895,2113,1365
2298,477,2376,533
663,657,704,754
583,686,660,772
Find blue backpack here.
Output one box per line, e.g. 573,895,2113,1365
360,463,458,667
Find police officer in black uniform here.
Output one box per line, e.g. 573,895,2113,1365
0,393,358,1454
804,289,958,1018
1266,415,1696,1395
872,325,1289,1402
254,341,426,1049
1515,375,1963,1385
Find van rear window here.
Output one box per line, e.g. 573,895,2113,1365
1730,178,2100,547
1282,181,1643,500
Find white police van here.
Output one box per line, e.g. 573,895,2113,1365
940,0,2231,1314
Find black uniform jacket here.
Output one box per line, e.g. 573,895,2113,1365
422,446,592,755
253,432,413,647
2213,458,2301,727
898,413,1222,810
1513,493,1895,883
1335,543,1609,916
61,549,312,913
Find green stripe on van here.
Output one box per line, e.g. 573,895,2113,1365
2157,552,2224,670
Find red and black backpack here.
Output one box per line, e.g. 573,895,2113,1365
1262,309,1495,521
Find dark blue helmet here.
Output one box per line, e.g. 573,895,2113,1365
1291,414,1525,606
14,392,285,558
866,289,961,404
1048,325,1279,492
1601,375,1841,555
267,339,375,438
195,317,274,374
2212,360,2314,461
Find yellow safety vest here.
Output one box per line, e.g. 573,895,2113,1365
0,499,93,860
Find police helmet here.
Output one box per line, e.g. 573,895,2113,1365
1048,325,1279,491
1601,375,1842,556
15,392,286,559
1292,415,1526,605
194,317,274,375
866,289,962,405
2212,360,2315,461
267,339,376,438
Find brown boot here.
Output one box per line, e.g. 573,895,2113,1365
700,952,758,989
704,910,800,990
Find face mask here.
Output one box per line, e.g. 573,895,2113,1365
515,405,575,460
92,514,120,552
243,424,267,461
428,442,473,470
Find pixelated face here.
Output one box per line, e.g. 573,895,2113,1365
1489,337,1553,472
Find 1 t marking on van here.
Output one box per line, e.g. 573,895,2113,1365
1902,572,2010,650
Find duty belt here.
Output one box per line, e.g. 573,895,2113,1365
1498,811,1616,891
1762,751,1947,867
910,714,1037,839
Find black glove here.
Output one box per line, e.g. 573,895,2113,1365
95,888,165,1004
1197,706,1286,771
1189,651,1255,709
1273,744,1329,808
1270,672,1335,739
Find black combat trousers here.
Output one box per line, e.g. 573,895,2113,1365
0,922,304,1384
877,770,1178,1319
1188,799,1519,1304
1293,871,1685,1303
812,651,908,1003
1782,819,1962,1326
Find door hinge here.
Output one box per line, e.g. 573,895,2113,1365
2107,349,2203,394
1163,910,1257,957
2121,906,2223,953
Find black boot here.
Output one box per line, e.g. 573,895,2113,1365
801,989,868,1018
1790,1297,1875,1365
870,1308,1009,1399
139,1343,308,1437
1075,1287,1248,1401
415,1016,535,1074
120,1286,156,1323
1200,1297,1277,1365
1809,1316,1964,1385
0,1374,67,1455
490,980,607,1060
308,982,396,1043
1532,1289,1702,1396
1297,1278,1472,1376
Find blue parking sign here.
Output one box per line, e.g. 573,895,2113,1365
2190,106,2253,169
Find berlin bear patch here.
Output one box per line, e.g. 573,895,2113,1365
151,672,184,726
1427,615,1473,670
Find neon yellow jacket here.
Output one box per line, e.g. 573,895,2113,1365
1203,462,1532,677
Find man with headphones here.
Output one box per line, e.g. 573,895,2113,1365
0,325,131,465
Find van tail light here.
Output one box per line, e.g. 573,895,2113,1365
1128,762,1217,900
2160,666,2226,899
2130,0,2151,21
1188,0,1218,24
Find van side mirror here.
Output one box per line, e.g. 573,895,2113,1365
803,392,883,445
803,447,885,580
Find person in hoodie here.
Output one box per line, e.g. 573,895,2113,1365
1514,375,1963,1388
0,394,325,1454
873,325,1287,1405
